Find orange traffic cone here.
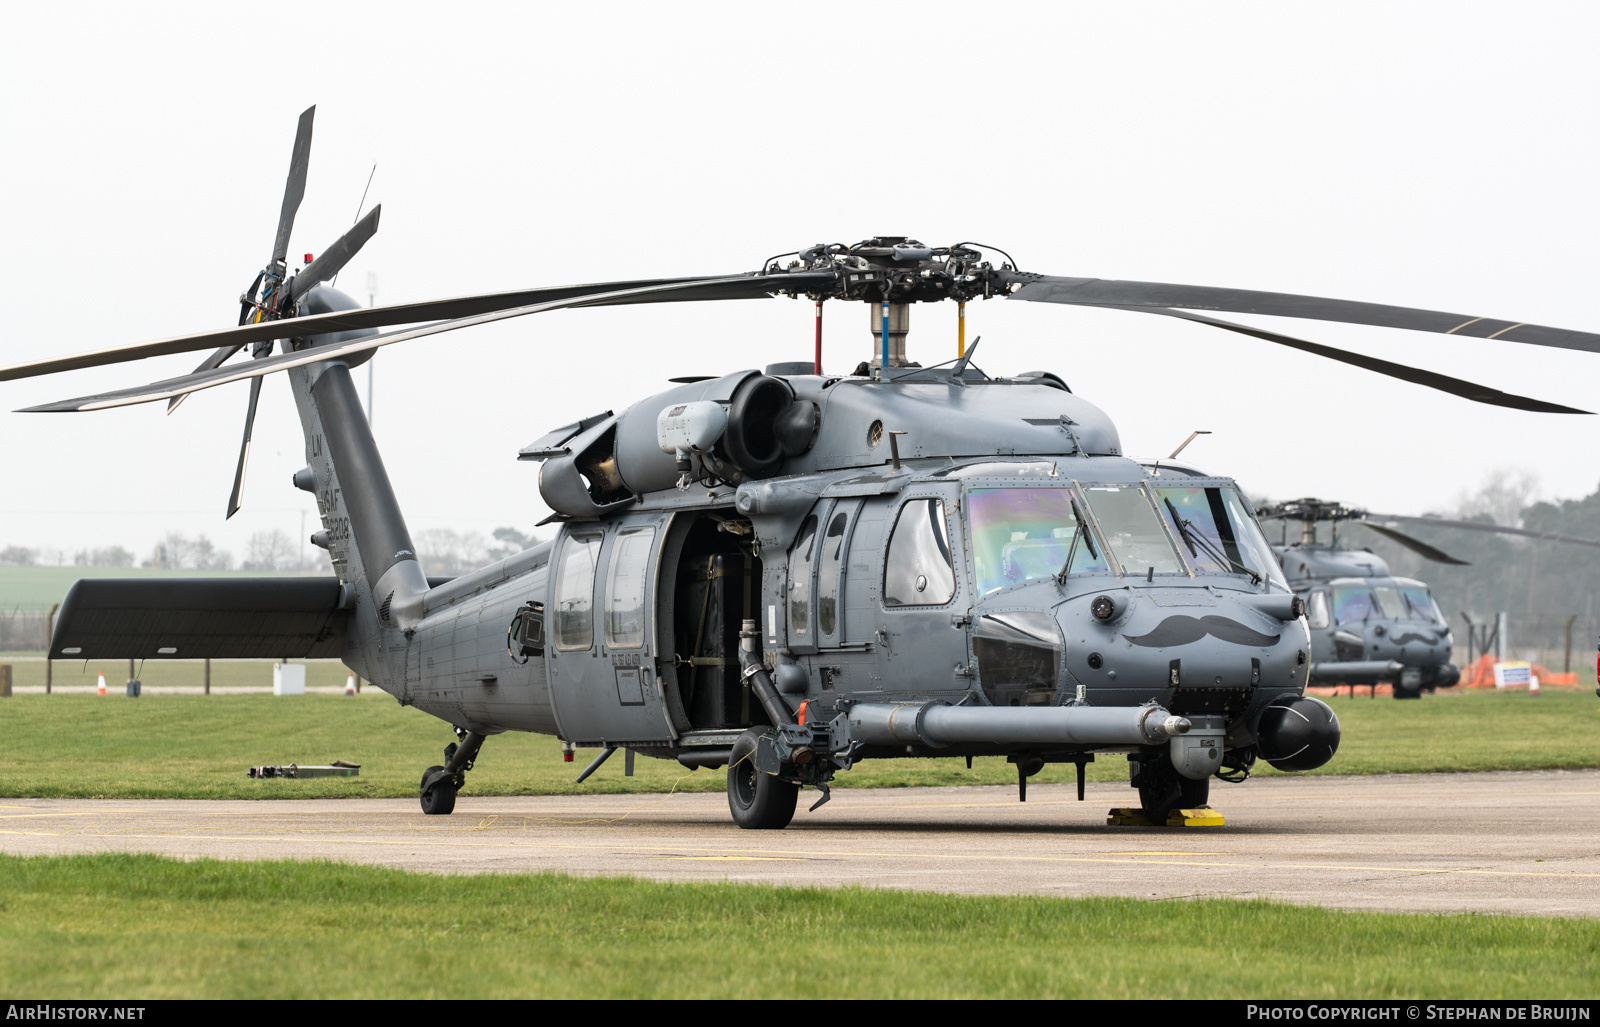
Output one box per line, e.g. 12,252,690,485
344,673,356,696
96,671,106,696
1530,675,1541,696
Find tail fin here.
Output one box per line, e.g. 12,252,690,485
287,287,429,631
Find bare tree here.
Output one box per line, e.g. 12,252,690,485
486,526,542,562
244,529,297,571
415,528,492,576
1455,468,1540,527
0,546,38,566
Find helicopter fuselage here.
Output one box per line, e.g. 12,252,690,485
331,370,1320,798
1269,543,1458,696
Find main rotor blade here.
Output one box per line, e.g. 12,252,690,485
1355,521,1470,565
1002,271,1600,356
289,205,381,304
1112,306,1590,414
1368,513,1600,549
0,271,836,382
225,376,263,519
271,106,315,267
19,276,770,412
166,343,245,413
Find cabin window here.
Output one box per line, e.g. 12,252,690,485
508,602,545,661
817,506,852,639
605,527,656,649
1306,591,1330,629
967,487,1107,596
788,515,818,639
554,534,602,650
884,498,955,607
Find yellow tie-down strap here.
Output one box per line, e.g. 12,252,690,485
1106,807,1225,827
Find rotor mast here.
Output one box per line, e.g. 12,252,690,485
768,236,1010,371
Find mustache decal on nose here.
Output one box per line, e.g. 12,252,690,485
1387,632,1438,646
1123,615,1281,648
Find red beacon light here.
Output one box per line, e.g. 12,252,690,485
303,253,313,265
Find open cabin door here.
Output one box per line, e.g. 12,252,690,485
546,514,674,747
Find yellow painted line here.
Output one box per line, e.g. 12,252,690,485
1106,851,1228,856
20,829,1600,883
1445,317,1485,334
657,856,806,862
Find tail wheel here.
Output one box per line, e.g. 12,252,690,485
419,765,457,816
726,731,798,830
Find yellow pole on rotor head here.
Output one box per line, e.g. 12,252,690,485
958,301,966,358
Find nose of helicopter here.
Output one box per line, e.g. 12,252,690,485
1364,618,1452,663
1053,585,1308,705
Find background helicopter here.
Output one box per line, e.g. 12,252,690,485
1242,498,1600,698
11,108,1600,829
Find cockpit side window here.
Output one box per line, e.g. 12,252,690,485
1306,590,1330,629
884,498,956,607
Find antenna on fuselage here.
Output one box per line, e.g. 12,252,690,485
1168,430,1212,460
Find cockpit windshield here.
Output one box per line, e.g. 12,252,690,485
1402,586,1445,624
967,480,1284,593
1372,586,1406,620
1153,485,1286,587
1078,485,1184,577
1333,587,1378,623
1333,584,1444,623
968,488,1108,596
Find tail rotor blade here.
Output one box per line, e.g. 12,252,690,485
225,376,263,519
270,106,315,268
290,205,381,304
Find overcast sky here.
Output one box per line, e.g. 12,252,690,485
4,2,1600,563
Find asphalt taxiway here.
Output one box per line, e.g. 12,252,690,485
3,770,1597,917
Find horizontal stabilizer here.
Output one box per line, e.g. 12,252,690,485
51,577,350,660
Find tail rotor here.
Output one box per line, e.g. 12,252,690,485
163,104,382,519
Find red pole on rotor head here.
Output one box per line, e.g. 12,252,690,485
814,299,823,375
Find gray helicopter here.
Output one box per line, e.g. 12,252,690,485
1247,498,1600,698
11,107,1600,829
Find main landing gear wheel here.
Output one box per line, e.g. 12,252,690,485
420,765,457,816
1138,757,1209,826
727,731,798,830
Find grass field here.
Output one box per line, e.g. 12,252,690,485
1,655,356,691
0,565,326,609
1,853,1595,999
0,686,1596,800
